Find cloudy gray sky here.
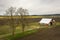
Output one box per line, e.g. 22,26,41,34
0,0,60,15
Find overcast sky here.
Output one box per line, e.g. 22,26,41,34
0,0,60,15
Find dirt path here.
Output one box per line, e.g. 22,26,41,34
17,25,60,40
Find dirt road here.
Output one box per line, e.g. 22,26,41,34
17,25,60,40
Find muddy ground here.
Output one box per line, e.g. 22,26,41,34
16,25,60,40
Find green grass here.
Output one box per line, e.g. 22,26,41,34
6,29,37,40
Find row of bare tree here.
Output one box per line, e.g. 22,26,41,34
5,7,29,36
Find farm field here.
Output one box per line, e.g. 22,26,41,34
17,24,60,40
0,16,60,40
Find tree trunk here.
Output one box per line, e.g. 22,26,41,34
22,23,25,32
12,26,15,36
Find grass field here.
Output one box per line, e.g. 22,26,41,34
0,16,60,40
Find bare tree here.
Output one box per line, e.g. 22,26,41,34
5,7,16,36
16,7,29,32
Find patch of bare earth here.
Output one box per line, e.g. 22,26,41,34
16,25,60,40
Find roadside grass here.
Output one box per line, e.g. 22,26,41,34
6,29,37,40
